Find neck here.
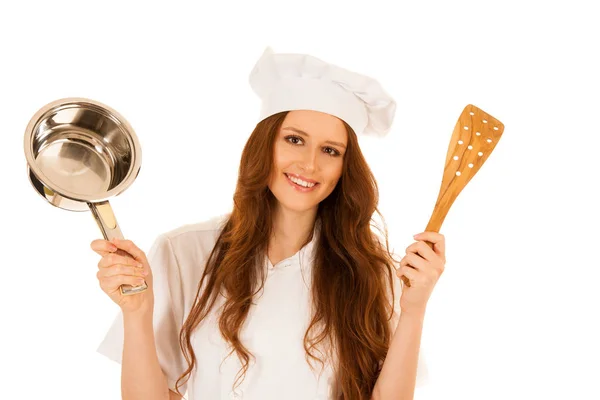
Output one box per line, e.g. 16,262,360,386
270,204,317,255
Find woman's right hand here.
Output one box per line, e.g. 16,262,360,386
91,238,154,315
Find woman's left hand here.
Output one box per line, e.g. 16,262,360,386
396,232,446,316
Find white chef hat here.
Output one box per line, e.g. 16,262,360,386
248,46,396,137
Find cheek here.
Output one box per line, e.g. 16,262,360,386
270,146,293,184
273,143,296,169
271,144,284,173
326,161,344,182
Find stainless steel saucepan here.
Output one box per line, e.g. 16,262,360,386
23,97,147,296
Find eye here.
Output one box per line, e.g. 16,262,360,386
323,147,341,157
284,135,303,145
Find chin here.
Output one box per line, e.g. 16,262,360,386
271,188,320,212
278,199,319,214
269,180,323,214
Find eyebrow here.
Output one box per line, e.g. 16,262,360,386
282,127,347,149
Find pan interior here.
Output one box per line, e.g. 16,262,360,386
28,103,136,200
35,126,116,197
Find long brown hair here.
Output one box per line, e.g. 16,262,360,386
173,111,399,399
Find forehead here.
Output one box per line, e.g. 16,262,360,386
281,110,347,143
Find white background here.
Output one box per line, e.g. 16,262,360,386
1,1,598,399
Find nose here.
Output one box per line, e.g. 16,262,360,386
298,147,318,174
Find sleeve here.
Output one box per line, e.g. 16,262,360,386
390,274,430,388
96,233,189,396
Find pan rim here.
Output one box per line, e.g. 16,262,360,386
23,97,142,203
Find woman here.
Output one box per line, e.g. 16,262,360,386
95,47,446,400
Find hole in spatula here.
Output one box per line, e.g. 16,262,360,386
458,140,463,145
456,171,461,176
494,126,499,131
453,156,459,160
476,132,481,136
469,111,475,115
487,138,492,143
468,145,473,150
483,119,488,123
468,163,474,168
464,126,469,130
478,152,483,156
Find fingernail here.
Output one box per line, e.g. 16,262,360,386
109,245,117,251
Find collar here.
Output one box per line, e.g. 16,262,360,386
265,219,320,271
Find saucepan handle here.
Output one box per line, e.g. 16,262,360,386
88,201,148,296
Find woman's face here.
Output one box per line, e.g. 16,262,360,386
268,110,348,213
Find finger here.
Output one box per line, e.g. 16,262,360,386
100,274,147,292
110,238,148,265
406,241,438,262
98,253,144,269
90,239,118,256
413,232,445,259
396,265,418,282
97,264,148,279
401,252,427,271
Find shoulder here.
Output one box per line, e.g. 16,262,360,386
149,213,231,267
161,213,230,244
146,213,231,302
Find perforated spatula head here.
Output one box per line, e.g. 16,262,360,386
401,104,504,287
425,104,504,233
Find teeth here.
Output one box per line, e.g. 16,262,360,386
287,174,315,188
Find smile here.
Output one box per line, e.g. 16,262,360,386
284,173,319,192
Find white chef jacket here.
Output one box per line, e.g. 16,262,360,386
97,213,428,399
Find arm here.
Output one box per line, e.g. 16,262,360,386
372,230,446,399
371,310,425,400
122,309,171,400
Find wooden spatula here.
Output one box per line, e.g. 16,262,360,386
402,104,505,287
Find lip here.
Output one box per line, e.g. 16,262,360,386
284,173,320,192
285,173,318,184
